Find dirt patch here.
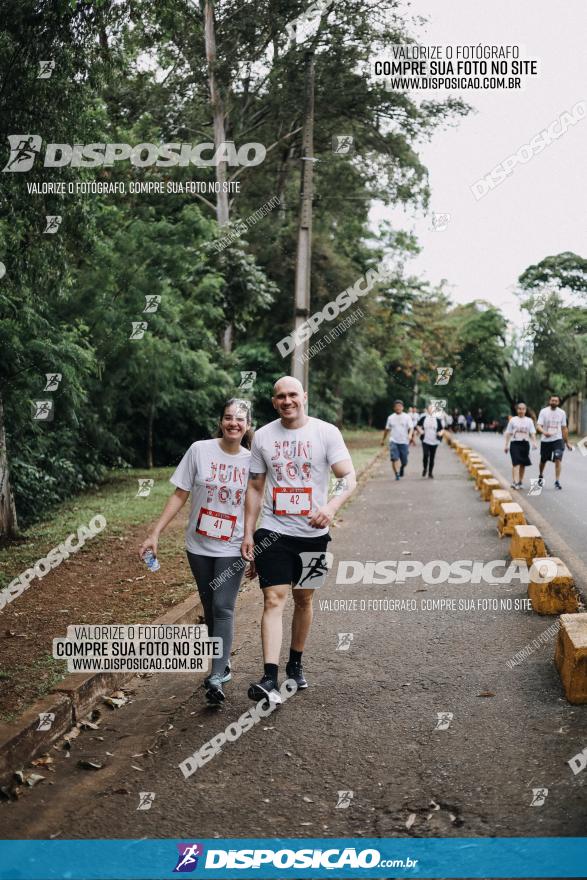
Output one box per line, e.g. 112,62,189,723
0,512,195,722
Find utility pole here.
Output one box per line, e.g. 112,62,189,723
291,50,315,390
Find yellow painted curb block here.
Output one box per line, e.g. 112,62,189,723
498,502,526,537
555,613,587,704
510,524,547,565
489,489,513,516
529,557,580,615
474,468,493,490
480,477,501,501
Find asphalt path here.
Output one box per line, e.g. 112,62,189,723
3,444,586,851
462,432,587,577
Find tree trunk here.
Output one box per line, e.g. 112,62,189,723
146,402,154,469
0,393,18,538
202,0,233,351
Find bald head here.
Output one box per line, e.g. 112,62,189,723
273,375,304,396
272,376,308,425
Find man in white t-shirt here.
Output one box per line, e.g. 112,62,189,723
536,394,573,489
242,376,356,702
381,400,414,480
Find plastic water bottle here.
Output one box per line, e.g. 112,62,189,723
143,550,160,573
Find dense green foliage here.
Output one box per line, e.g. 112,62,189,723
0,1,585,528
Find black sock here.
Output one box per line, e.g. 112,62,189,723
263,663,278,683
288,649,303,667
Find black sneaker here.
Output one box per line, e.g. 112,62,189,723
204,673,225,704
537,476,544,487
554,480,562,490
399,465,405,477
422,469,427,477
285,661,308,690
247,673,280,703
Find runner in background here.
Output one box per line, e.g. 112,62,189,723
536,395,573,489
504,402,537,489
457,412,466,432
381,400,414,480
416,404,444,478
242,377,356,702
139,399,252,705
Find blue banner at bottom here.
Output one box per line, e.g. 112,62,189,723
0,837,586,879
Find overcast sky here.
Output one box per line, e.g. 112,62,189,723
370,0,587,327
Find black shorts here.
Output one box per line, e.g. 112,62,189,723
540,439,565,463
253,527,331,589
510,440,531,467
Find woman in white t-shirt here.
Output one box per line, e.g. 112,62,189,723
504,402,537,489
139,399,252,705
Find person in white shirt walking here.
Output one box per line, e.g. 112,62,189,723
504,402,537,489
241,376,356,702
139,399,252,705
536,395,573,489
381,400,415,480
416,404,444,478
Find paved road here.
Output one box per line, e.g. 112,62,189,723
3,445,586,847
462,432,587,575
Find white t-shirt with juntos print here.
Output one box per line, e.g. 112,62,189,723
171,438,251,556
250,417,350,538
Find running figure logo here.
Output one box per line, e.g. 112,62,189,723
431,212,451,231
336,632,354,652
434,367,453,385
44,215,62,234
296,551,333,590
239,370,256,391
577,436,587,457
137,791,156,811
37,712,55,731
137,479,155,497
2,135,42,172
332,135,354,155
530,787,548,807
38,60,55,78
32,400,54,421
528,478,543,496
435,711,453,731
44,373,62,391
143,295,161,313
336,790,354,809
173,843,204,873
129,321,148,340
429,398,447,415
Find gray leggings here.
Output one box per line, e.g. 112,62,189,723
186,552,245,675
